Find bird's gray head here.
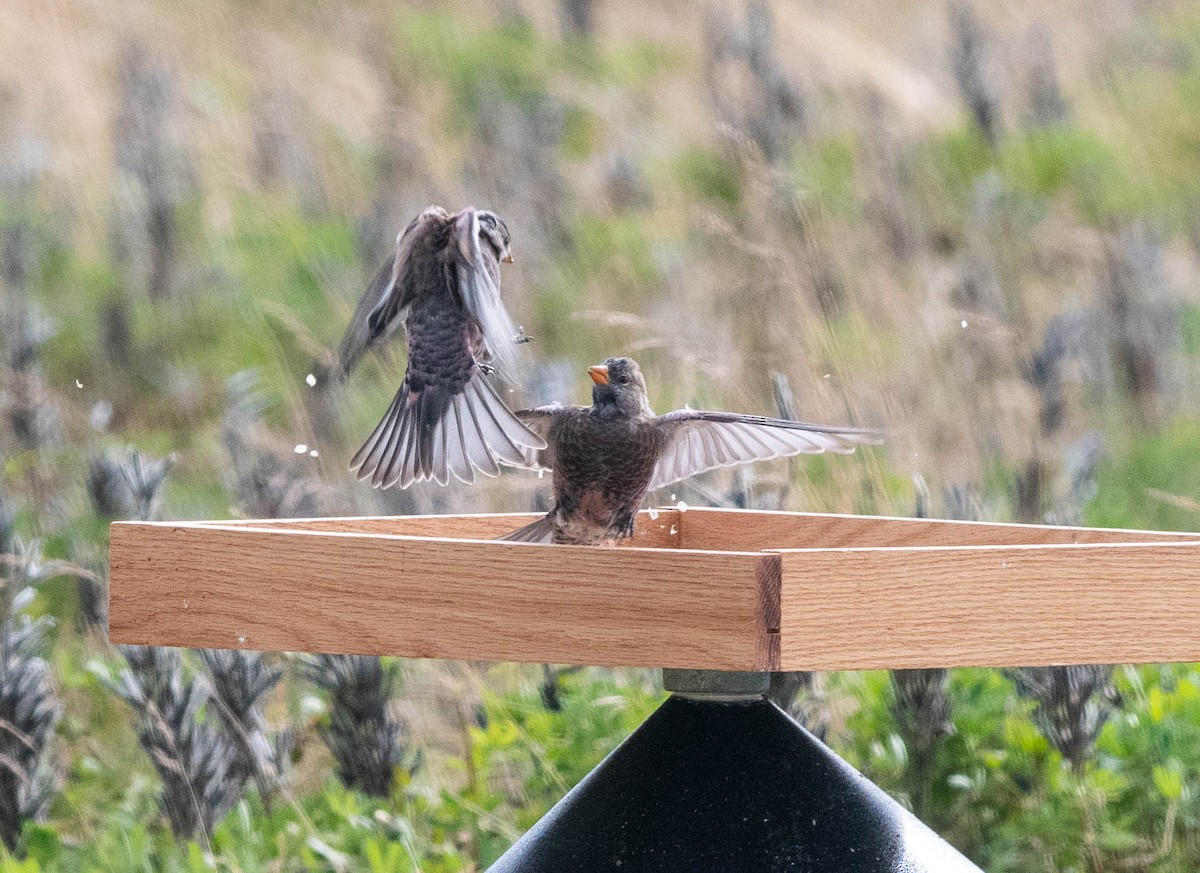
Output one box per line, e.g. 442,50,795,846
588,357,654,418
477,210,513,265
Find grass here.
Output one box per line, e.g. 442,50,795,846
5,0,1200,868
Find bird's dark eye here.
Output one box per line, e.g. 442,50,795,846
618,375,629,385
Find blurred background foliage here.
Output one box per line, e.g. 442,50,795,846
2,0,1200,868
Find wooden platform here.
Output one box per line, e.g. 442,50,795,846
108,508,1200,671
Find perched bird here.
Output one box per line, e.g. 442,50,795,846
338,206,545,488
501,357,882,545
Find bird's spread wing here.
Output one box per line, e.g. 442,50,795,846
648,411,882,491
512,405,568,470
336,213,424,378
452,208,521,383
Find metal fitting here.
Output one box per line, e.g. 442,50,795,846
662,668,770,701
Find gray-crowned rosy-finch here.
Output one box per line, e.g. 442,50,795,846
338,206,545,488
501,357,881,545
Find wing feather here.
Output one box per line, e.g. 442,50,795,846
511,405,573,471
453,208,522,383
647,411,882,491
336,212,426,378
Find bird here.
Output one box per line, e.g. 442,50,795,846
337,206,546,489
500,357,882,545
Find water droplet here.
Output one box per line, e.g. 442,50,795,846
1000,561,1009,569
293,444,308,454
89,400,113,431
308,449,319,458
237,635,247,645
960,320,968,329
670,493,677,502
648,508,660,521
822,373,831,379
74,379,83,389
669,525,678,535
676,501,688,511
305,372,317,387
182,599,189,610
537,469,546,479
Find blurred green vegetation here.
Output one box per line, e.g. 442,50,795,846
4,0,1200,869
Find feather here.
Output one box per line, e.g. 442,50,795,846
345,206,544,490
497,514,555,544
453,208,521,383
352,368,544,487
647,411,882,491
430,419,448,486
460,394,503,478
336,212,426,378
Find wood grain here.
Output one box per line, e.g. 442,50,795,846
107,509,1200,671
678,507,1200,551
109,521,772,670
776,542,1200,670
194,510,683,549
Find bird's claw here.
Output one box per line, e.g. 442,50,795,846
477,362,496,377
513,327,533,345
617,513,636,541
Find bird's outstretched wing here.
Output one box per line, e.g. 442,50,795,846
451,207,522,382
648,410,882,491
336,212,425,378
512,405,572,470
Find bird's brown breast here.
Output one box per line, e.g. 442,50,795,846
550,412,663,515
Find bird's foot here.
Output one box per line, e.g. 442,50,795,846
476,361,496,377
616,513,636,541
512,327,533,345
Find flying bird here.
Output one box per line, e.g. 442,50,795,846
500,357,882,545
338,206,545,488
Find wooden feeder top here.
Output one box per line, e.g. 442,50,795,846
108,508,1200,672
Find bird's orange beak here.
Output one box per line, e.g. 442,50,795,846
588,365,610,386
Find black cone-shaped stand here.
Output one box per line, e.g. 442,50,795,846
488,695,982,872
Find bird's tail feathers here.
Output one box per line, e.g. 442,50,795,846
497,514,555,544
350,368,545,489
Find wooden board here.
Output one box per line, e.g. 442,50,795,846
107,509,1200,671
192,511,684,549
108,518,768,670
775,542,1200,670
678,507,1200,550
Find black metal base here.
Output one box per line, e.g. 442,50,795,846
488,695,982,872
